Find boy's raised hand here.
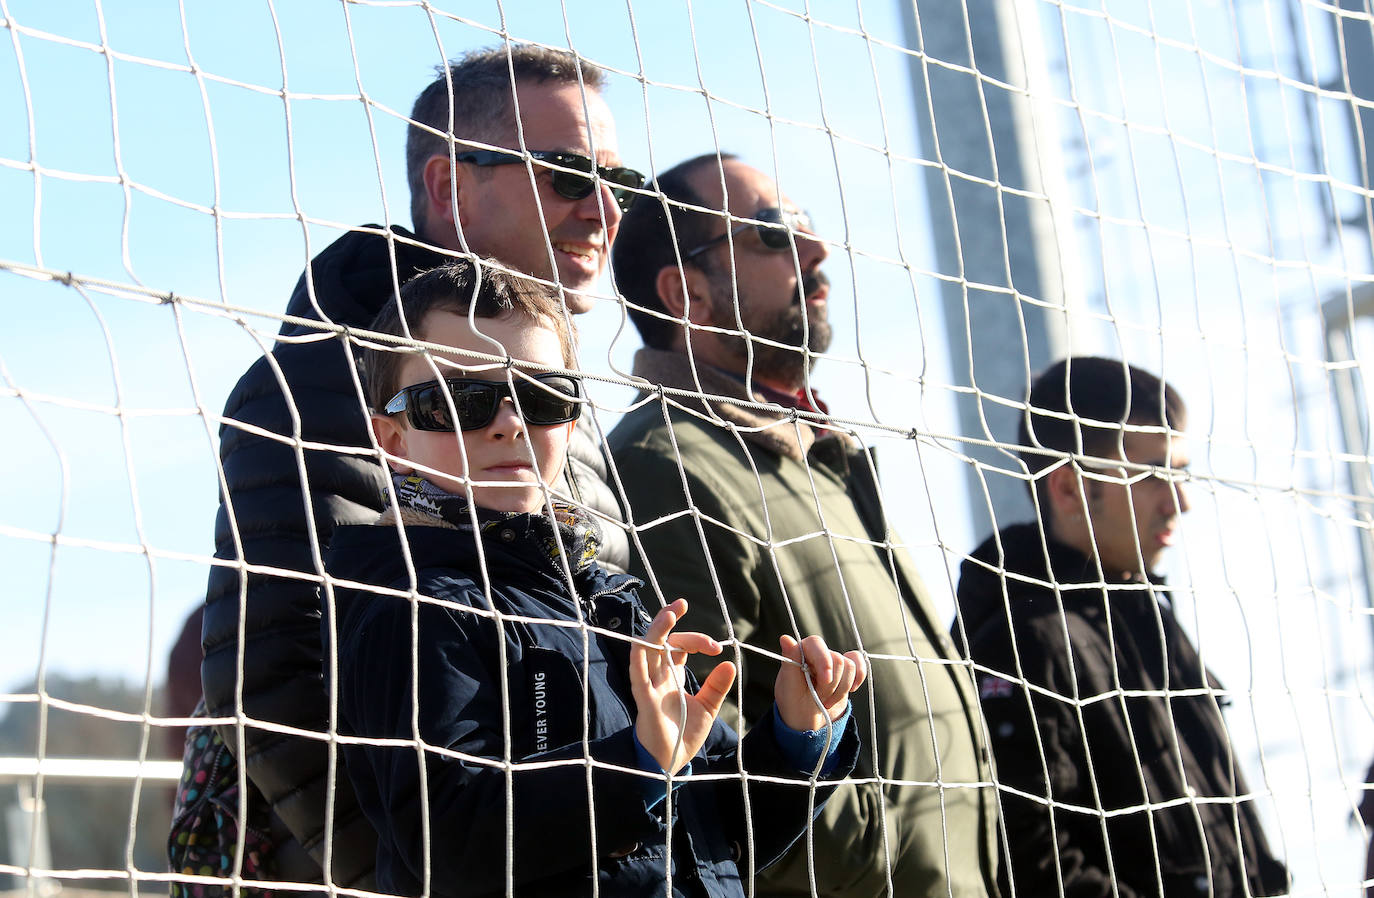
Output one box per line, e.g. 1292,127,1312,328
774,634,867,733
630,598,736,775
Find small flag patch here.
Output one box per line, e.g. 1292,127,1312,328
979,675,1016,700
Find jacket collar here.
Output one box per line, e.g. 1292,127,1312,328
376,475,603,576
630,347,840,462
983,522,1165,585
959,522,1168,624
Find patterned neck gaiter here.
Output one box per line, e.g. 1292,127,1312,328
389,473,601,574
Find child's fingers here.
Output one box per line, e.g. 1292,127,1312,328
644,598,688,646
798,635,834,684
827,651,858,702
636,600,688,683
693,660,738,718
666,631,721,657
629,639,653,696
843,650,867,691
805,650,846,706
666,640,719,669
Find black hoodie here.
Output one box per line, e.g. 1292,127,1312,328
953,523,1288,898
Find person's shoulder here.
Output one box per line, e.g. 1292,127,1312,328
610,403,755,478
606,397,674,449
330,521,486,595
333,543,490,663
961,576,1088,642
609,386,735,441
566,414,611,477
220,322,364,424
607,424,758,523
957,526,1083,645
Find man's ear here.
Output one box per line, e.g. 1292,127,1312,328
422,154,460,247
654,264,714,325
1045,462,1086,519
371,413,413,475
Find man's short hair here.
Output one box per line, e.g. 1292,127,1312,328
1020,356,1187,515
406,45,607,236
611,152,738,350
363,259,577,413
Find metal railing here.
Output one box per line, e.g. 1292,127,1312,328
0,759,181,784
0,757,181,896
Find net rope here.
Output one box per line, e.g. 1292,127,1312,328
3,1,1374,896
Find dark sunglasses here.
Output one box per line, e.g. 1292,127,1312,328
684,207,815,260
455,149,644,212
383,373,583,432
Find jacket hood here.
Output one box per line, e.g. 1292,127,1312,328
279,225,449,337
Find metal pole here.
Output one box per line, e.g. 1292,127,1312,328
1322,288,1374,631
896,0,1074,540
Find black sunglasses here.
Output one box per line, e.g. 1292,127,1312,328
384,373,583,432
455,149,644,213
684,207,815,260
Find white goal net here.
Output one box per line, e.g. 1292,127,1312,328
2,0,1373,896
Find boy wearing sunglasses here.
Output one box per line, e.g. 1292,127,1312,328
324,260,864,898
194,45,641,889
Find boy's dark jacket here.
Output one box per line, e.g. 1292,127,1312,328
323,508,859,898
954,522,1288,898
197,226,630,885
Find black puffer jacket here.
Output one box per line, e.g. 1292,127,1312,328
199,225,630,887
954,523,1289,898
323,509,859,898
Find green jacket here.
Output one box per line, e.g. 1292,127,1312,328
607,349,999,898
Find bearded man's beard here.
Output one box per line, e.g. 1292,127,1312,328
707,271,832,391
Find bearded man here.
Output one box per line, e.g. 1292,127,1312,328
606,154,1000,898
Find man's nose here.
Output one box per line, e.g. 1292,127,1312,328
1173,481,1191,514
796,225,828,270
574,177,624,229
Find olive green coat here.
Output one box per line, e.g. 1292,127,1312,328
607,349,1000,898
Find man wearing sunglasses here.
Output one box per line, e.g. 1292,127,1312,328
192,44,638,892
606,154,1001,897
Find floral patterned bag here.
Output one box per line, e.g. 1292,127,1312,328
168,705,276,898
